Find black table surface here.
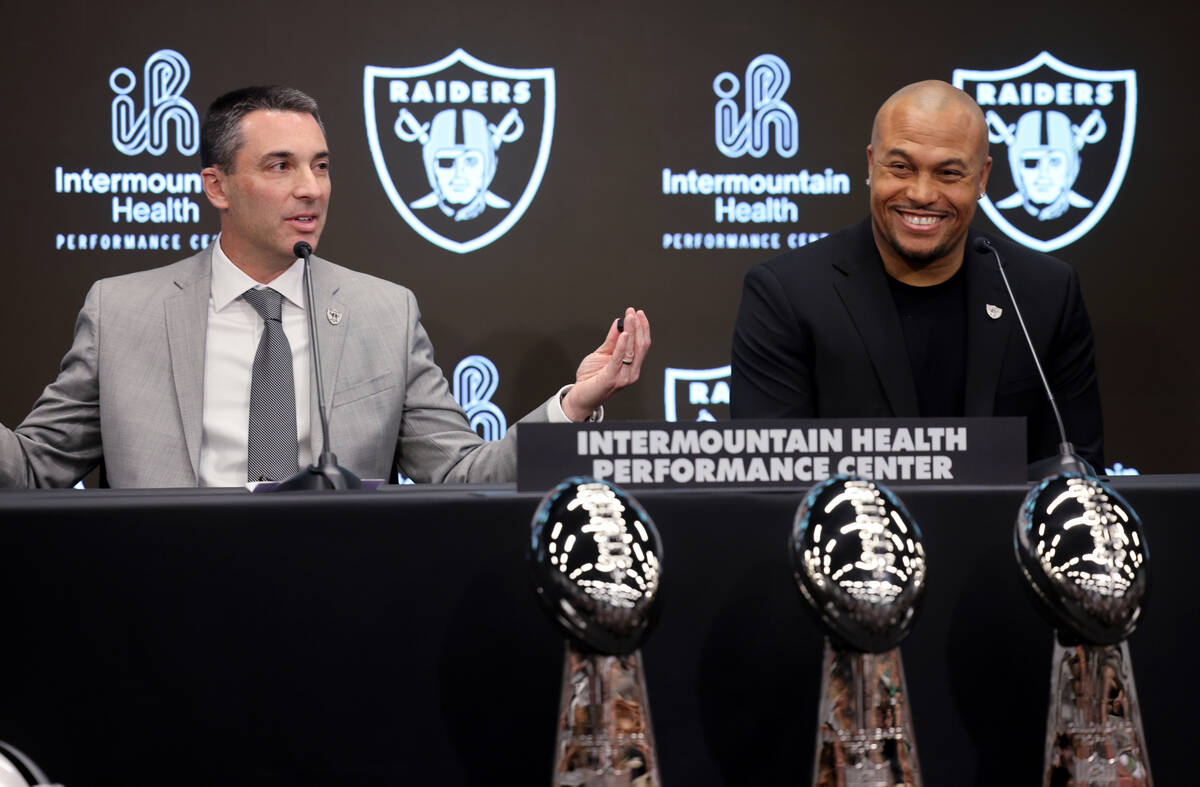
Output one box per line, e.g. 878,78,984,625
1,475,1196,785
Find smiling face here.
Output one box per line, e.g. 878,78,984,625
202,109,330,279
867,82,991,281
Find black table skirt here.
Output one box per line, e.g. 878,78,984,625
0,476,1195,785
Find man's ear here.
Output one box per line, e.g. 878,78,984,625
978,155,993,195
201,166,229,211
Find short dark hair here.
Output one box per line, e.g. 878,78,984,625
200,86,324,171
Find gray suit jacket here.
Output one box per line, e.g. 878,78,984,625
0,249,547,487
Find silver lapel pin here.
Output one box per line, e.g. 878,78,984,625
986,304,1003,320
327,307,343,326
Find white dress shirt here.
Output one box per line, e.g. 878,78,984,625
197,241,312,486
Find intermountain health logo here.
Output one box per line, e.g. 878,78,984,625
453,354,507,441
954,52,1136,252
660,54,847,253
364,50,555,254
110,49,199,157
54,48,209,253
713,54,798,159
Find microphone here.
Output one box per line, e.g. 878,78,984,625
973,235,1092,477
275,241,363,490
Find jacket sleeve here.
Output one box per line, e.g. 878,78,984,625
1044,265,1105,470
392,288,547,484
731,263,816,419
0,283,104,487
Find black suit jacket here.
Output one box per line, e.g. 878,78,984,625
730,218,1104,469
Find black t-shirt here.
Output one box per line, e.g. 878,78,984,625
886,268,967,417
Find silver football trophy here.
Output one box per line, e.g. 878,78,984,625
1016,474,1152,785
529,477,663,786
0,741,60,787
790,477,927,786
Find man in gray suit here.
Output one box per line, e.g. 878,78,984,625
0,86,650,488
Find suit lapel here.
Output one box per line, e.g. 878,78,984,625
306,258,347,459
963,238,1014,415
831,225,920,416
165,253,211,480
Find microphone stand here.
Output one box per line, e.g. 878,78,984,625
975,236,1095,479
275,242,363,491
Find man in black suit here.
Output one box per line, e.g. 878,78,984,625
731,80,1103,470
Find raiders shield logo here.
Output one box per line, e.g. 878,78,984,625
364,50,555,254
664,366,731,422
953,52,1136,253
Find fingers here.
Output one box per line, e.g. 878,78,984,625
614,308,649,377
592,306,651,387
618,307,637,365
596,316,622,354
628,308,650,376
605,322,635,377
605,307,649,386
566,307,650,417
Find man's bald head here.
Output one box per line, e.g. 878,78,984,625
865,79,993,282
871,80,989,167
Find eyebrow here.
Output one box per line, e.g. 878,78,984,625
258,150,330,164
884,148,969,169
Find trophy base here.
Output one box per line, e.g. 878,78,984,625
812,640,922,787
553,645,660,787
1043,639,1152,786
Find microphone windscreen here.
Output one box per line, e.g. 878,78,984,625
972,236,993,254
293,241,313,259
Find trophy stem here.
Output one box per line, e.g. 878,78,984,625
812,639,922,787
1043,639,1152,786
553,643,661,786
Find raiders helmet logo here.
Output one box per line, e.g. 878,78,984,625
664,365,731,422
953,52,1136,253
364,50,555,254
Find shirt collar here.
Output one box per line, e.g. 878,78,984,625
211,234,307,312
